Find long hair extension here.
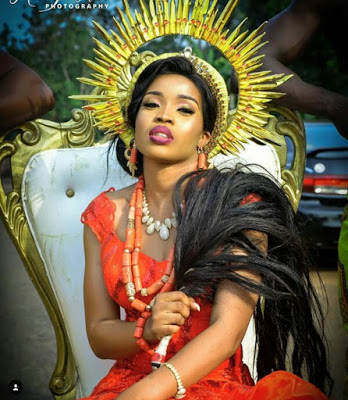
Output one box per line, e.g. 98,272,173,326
173,167,333,395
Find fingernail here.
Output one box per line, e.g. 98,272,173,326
193,302,200,312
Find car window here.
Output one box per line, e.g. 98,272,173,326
305,123,347,152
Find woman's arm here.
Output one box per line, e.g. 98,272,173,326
116,274,259,400
83,224,140,359
84,224,196,359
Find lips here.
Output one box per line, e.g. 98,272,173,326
149,125,174,144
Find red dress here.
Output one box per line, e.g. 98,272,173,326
80,189,328,400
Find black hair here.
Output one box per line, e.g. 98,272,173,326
173,167,333,395
108,56,218,177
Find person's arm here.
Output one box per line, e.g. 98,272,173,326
83,224,197,359
0,51,55,132
230,0,348,139
116,231,266,400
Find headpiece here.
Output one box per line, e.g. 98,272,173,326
70,0,291,158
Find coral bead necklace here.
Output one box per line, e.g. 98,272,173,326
121,175,175,358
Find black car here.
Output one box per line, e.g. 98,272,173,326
294,122,348,249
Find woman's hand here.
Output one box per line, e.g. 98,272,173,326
143,291,199,343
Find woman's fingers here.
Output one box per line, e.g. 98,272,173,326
143,291,199,342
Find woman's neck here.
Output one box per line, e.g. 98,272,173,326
142,157,196,216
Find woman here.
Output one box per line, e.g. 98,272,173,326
80,57,332,399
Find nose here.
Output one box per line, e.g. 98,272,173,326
155,107,173,124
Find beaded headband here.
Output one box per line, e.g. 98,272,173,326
70,0,291,158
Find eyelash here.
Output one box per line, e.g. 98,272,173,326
178,107,194,115
143,102,195,115
143,102,159,108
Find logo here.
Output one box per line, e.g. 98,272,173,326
8,0,110,13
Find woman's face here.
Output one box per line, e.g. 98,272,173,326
134,74,210,166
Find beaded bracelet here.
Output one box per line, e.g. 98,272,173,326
133,312,154,356
162,362,186,399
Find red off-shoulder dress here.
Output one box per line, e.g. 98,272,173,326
80,189,328,400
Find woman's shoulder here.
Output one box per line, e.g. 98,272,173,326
81,184,135,240
104,183,136,212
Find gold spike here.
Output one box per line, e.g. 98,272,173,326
94,48,126,68
139,0,155,38
203,0,218,27
239,70,271,79
95,57,122,73
214,28,229,47
113,17,135,54
117,7,138,50
149,0,160,37
236,35,268,55
214,0,240,34
236,34,265,58
234,54,264,71
122,0,137,29
69,94,107,101
182,0,191,35
156,0,164,36
83,59,111,76
238,100,267,112
93,21,112,42
77,77,113,89
169,0,176,34
139,0,151,25
239,73,284,87
242,63,264,74
109,29,125,48
194,0,209,37
105,33,129,60
122,0,143,45
236,110,268,126
176,0,183,33
203,8,218,40
235,22,267,52
135,10,150,41
93,38,127,66
163,0,169,34
190,0,201,36
276,74,293,86
220,18,247,53
224,30,249,58
90,72,112,81
242,90,285,99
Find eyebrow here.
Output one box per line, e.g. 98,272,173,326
145,90,200,108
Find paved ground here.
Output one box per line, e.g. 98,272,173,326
0,220,347,400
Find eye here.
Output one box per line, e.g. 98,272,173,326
178,107,195,115
143,101,159,108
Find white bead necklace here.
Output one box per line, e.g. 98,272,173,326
142,191,177,241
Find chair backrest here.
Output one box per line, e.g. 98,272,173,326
22,144,134,396
0,105,305,399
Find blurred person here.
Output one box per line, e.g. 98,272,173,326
230,0,348,139
0,51,55,133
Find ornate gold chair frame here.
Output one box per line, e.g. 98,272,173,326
0,98,305,399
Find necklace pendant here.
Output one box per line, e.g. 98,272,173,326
159,223,170,240
154,220,161,232
147,223,155,234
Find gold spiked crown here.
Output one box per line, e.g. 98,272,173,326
70,0,292,158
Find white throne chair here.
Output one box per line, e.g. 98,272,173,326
0,105,305,399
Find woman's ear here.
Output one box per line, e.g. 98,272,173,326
198,131,211,149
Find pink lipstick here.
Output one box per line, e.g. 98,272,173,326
149,126,173,144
